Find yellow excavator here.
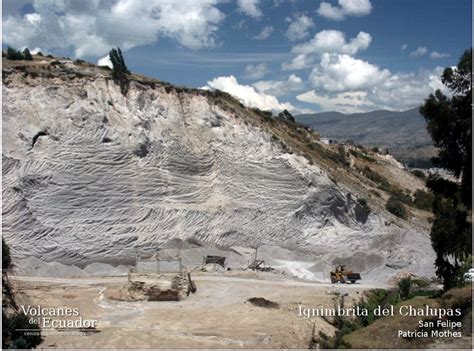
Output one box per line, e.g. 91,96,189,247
330,265,361,284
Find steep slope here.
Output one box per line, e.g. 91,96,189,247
2,57,435,278
296,109,432,149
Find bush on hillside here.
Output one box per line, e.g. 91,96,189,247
413,189,434,211
398,276,412,300
22,48,33,60
411,169,427,179
6,47,27,60
386,196,407,219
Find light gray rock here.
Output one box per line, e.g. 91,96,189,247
2,72,435,279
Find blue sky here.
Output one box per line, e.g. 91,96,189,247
3,0,472,113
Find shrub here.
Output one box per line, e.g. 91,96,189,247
412,169,427,179
276,109,295,123
336,145,350,166
386,196,407,219
6,47,24,60
2,240,42,349
311,143,348,167
398,276,412,300
413,189,434,211
3,313,42,349
390,188,413,205
371,146,379,153
251,107,273,120
22,48,33,60
355,289,388,326
357,198,371,216
318,294,354,349
2,238,11,271
109,47,130,95
361,166,390,190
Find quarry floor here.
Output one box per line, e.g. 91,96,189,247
11,273,387,349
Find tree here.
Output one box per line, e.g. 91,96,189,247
398,276,412,300
109,47,130,95
420,49,472,207
2,238,11,271
277,109,295,123
6,47,23,60
420,49,472,290
2,240,42,349
23,48,33,61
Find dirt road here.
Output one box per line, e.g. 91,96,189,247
11,273,383,348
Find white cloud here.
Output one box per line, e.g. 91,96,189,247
309,53,391,92
3,0,225,57
292,30,372,55
205,75,294,111
244,63,268,80
285,14,314,41
317,0,372,21
430,51,450,59
317,2,345,21
237,0,262,19
297,90,373,113
233,20,247,30
254,25,273,40
401,43,407,51
409,46,428,58
97,54,113,68
20,46,44,55
281,54,313,71
338,0,373,15
369,68,448,110
298,60,449,113
253,74,304,96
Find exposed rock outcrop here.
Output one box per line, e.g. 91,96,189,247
2,59,435,278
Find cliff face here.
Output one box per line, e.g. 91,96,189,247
2,58,435,277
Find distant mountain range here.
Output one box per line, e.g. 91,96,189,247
296,108,433,150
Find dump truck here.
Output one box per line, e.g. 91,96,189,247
330,265,361,284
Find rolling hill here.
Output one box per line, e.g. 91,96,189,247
296,109,433,150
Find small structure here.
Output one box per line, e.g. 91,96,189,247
132,255,182,274
248,259,273,272
202,255,226,268
115,254,196,301
247,244,273,272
